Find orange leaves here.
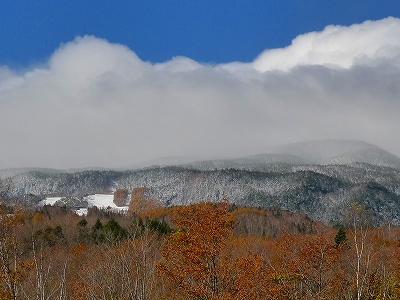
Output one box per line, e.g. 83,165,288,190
158,202,278,300
270,231,341,299
4,202,400,299
128,187,164,215
173,201,233,254
71,235,162,300
158,202,234,299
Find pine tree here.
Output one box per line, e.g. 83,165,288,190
334,226,346,248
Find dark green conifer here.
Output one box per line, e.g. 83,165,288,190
334,226,346,248
91,218,105,244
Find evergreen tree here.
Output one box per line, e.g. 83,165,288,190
334,226,346,248
103,218,127,243
91,218,105,244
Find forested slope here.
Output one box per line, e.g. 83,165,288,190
2,140,400,225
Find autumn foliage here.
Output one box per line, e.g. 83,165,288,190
2,202,400,299
113,189,129,206
158,202,235,299
128,187,164,215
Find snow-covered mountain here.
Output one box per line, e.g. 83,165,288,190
266,139,400,169
184,140,400,171
2,140,400,225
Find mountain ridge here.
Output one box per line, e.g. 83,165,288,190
2,140,400,226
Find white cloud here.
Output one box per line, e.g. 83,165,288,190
1,18,400,169
253,17,400,71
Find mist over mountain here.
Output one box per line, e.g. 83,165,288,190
184,140,400,171
2,140,400,226
268,140,400,168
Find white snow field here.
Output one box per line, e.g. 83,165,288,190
40,194,129,216
38,197,62,206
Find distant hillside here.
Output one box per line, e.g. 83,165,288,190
2,140,400,226
183,140,400,171
267,139,400,169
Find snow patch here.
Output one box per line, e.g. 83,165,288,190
38,197,62,206
40,194,129,215
85,194,129,211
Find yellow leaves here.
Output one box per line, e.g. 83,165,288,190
0,289,13,300
32,212,43,223
231,207,266,218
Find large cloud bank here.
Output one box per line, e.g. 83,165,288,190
1,17,400,169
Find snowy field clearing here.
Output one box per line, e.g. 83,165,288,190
39,197,62,205
40,194,129,216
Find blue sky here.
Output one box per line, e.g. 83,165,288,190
1,1,400,168
1,1,399,66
